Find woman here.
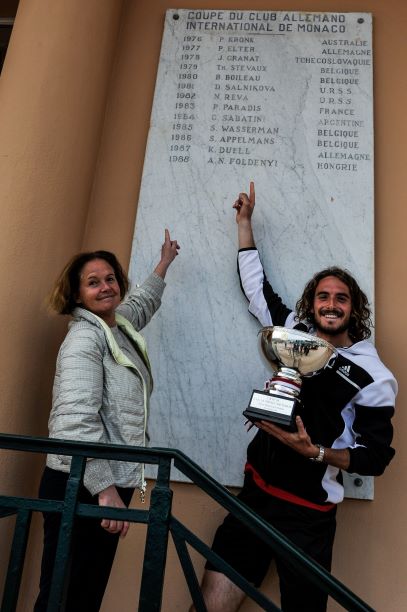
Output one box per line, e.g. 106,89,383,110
34,229,179,612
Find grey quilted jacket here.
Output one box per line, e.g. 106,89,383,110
46,272,165,495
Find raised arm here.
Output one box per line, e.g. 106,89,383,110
234,182,295,328
118,229,180,329
233,181,256,249
154,228,180,279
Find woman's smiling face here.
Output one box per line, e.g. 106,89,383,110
76,258,121,326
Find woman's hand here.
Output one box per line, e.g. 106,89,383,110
98,485,130,538
154,229,180,279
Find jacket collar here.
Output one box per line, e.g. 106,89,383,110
71,307,152,376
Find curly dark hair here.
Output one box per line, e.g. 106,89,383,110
47,250,129,315
295,267,372,342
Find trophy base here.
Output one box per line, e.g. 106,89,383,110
243,389,298,430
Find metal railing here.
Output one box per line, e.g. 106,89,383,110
0,433,374,612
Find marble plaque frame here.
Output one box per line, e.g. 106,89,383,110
129,10,374,499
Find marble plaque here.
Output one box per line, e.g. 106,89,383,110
129,10,374,497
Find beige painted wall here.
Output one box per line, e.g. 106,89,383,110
0,0,406,610
0,0,125,600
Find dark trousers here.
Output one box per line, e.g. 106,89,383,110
34,467,134,612
207,475,337,612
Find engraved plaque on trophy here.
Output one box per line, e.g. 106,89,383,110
244,327,337,430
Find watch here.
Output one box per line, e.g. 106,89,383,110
310,444,325,463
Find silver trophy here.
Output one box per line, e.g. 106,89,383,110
243,326,337,430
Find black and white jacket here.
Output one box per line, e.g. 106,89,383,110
239,248,397,506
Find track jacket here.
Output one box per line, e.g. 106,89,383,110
239,248,397,507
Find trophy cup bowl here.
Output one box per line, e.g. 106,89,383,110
243,326,337,430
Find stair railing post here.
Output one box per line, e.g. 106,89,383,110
47,455,86,612
138,457,173,612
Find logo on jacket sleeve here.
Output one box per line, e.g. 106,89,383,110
338,364,351,377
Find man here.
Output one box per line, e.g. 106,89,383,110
193,182,397,612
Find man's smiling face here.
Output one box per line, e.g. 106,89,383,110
312,275,352,346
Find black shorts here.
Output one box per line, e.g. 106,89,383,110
206,475,336,610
